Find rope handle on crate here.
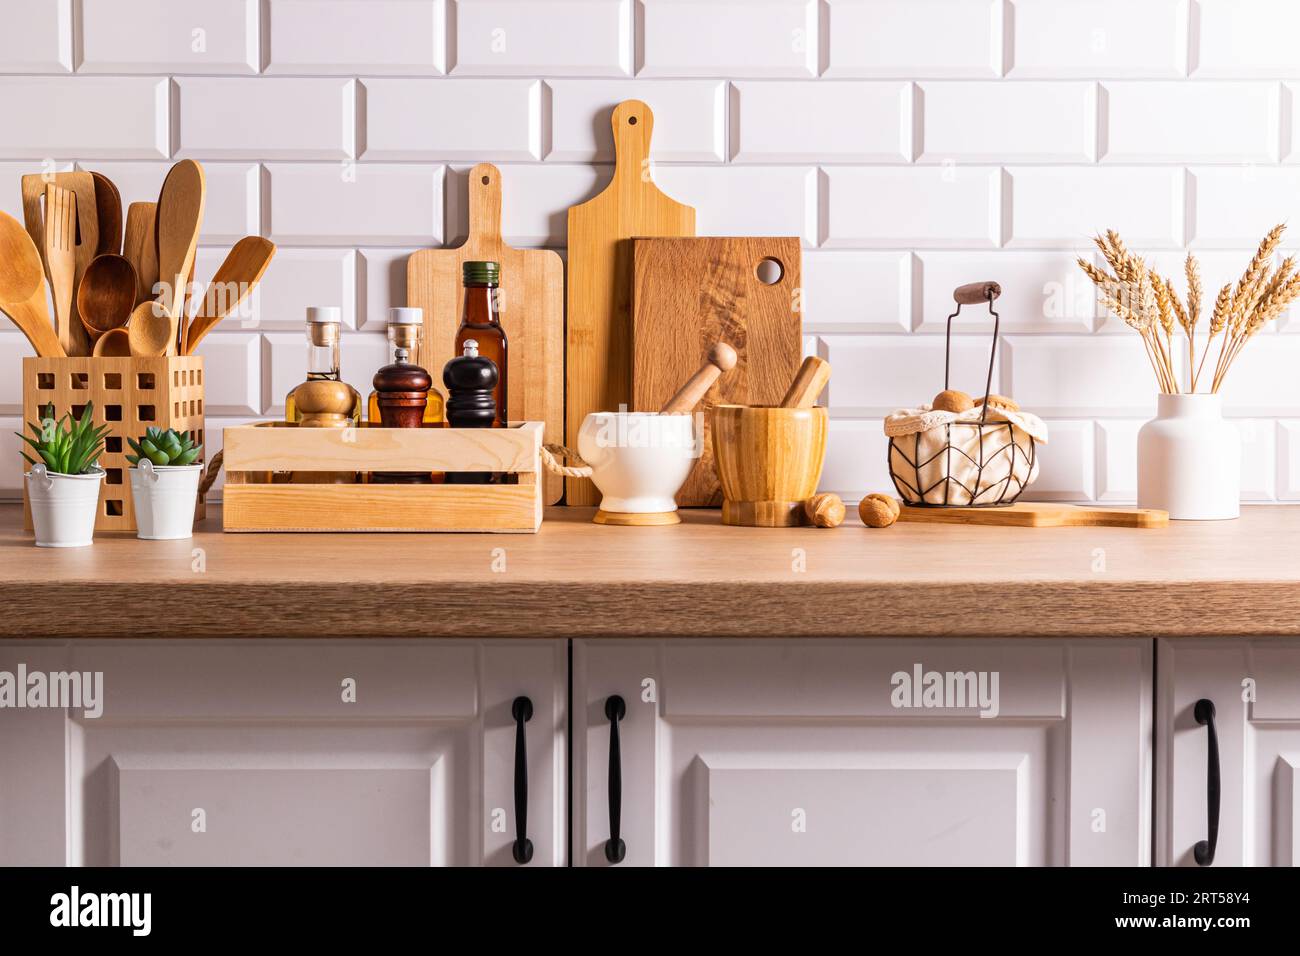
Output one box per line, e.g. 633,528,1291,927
945,281,1002,428
540,443,592,478
198,450,223,497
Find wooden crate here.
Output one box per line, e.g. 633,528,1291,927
221,421,544,533
22,356,206,533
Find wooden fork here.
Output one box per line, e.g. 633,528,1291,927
44,184,90,356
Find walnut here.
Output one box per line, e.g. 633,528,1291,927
931,389,974,413
858,493,900,528
973,393,1020,412
804,493,845,528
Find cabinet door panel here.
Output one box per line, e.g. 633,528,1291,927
575,639,1150,867
0,640,565,867
1158,638,1300,867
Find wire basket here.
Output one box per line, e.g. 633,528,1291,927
887,282,1039,507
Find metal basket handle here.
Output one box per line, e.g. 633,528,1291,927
945,281,1001,427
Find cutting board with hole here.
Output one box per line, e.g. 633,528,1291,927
898,503,1169,528
565,100,696,506
407,163,564,504
632,237,803,506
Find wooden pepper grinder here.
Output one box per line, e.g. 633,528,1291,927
443,339,498,483
372,309,433,429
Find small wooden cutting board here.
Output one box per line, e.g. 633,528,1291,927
565,100,696,505
632,236,802,506
898,502,1169,528
407,163,564,504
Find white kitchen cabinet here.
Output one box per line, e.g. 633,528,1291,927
0,640,565,866
1157,638,1300,867
573,639,1151,866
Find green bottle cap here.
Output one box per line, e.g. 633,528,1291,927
462,261,500,286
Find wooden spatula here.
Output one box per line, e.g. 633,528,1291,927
184,236,276,354
123,201,158,305
89,171,123,256
155,160,205,354
44,185,90,356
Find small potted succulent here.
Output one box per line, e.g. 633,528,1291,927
126,427,204,540
18,402,112,548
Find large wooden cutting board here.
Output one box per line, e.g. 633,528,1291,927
408,163,564,504
898,503,1169,528
565,100,696,505
632,237,803,506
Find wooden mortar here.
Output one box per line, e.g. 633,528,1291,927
710,405,828,527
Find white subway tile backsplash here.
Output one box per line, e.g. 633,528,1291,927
0,417,23,497
640,0,816,78
1216,336,1300,416
1236,418,1277,500
1281,421,1300,500
1008,0,1187,78
1002,336,1167,416
820,334,1000,416
1189,167,1300,248
819,419,893,499
79,0,259,74
81,162,260,244
267,0,446,75
0,77,168,159
267,163,443,245
802,251,912,332
919,82,1095,163
192,333,262,415
917,251,1096,333
452,0,631,76
823,166,1001,249
1006,167,1184,249
1102,82,1281,164
360,248,419,330
732,81,910,163
654,166,818,246
178,78,356,161
0,0,71,73
1023,420,1094,501
1095,419,1140,502
1195,0,1300,78
548,80,725,162
445,164,603,246
825,0,1000,78
200,246,358,333
363,79,542,160
0,333,36,415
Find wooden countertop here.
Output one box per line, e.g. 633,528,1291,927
1,503,1296,639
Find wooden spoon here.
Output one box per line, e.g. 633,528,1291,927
659,342,738,414
90,171,123,256
123,201,158,305
0,210,64,357
77,254,138,341
155,160,206,354
184,236,277,353
92,327,131,356
127,299,173,357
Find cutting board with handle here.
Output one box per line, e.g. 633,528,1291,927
565,99,696,505
632,236,803,506
407,162,564,504
898,502,1169,528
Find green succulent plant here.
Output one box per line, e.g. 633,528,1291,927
126,427,203,467
17,402,112,476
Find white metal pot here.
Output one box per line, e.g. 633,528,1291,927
26,464,105,548
1137,393,1240,520
129,460,202,540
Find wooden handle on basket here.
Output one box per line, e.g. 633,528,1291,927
659,342,738,414
779,356,832,409
953,281,1001,305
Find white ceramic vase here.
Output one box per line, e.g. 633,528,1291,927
129,460,203,540
1137,393,1240,520
26,464,105,548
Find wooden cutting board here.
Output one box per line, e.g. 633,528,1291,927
898,502,1169,528
407,163,564,504
632,237,803,506
565,99,696,506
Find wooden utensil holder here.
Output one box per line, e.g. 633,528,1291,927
221,421,544,533
21,355,205,533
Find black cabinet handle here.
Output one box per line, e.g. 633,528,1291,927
604,695,627,864
511,696,533,865
1193,698,1219,867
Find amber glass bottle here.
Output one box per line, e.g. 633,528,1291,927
454,261,507,427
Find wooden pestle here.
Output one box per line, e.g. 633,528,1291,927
658,342,738,414
779,356,831,408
